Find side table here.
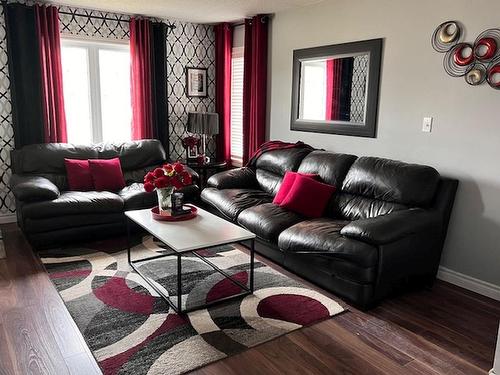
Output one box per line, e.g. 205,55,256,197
187,161,228,189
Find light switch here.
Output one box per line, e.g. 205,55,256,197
422,117,433,133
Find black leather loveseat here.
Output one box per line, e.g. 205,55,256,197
10,140,199,248
201,147,458,308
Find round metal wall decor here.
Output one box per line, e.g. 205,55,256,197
473,29,500,62
432,21,462,53
465,63,487,85
444,43,474,77
432,21,500,90
486,57,500,89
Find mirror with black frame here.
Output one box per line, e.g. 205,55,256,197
291,38,383,138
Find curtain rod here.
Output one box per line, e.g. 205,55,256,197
0,2,176,30
231,14,271,28
58,10,176,30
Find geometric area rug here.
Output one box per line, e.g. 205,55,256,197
39,235,346,375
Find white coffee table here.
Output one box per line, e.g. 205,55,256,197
125,205,256,314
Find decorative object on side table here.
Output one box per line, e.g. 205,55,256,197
143,162,192,215
431,21,500,89
187,112,219,164
185,67,208,97
182,135,200,163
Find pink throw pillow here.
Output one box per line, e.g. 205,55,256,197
273,171,319,205
64,158,94,191
88,158,126,192
280,174,336,218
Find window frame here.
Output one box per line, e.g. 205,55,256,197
61,37,130,144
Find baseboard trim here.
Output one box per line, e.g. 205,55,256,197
0,214,16,224
437,266,500,301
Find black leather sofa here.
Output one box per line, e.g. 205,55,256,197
201,148,458,308
10,140,199,248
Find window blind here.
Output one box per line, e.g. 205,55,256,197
230,47,244,166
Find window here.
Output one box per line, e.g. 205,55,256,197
61,39,132,144
230,46,244,166
300,61,326,120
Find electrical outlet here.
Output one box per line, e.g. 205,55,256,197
422,117,433,133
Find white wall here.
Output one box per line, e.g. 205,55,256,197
269,0,500,287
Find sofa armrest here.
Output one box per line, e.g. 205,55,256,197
340,208,441,245
184,165,199,184
207,167,258,189
10,174,60,202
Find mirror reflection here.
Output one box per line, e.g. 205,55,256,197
299,54,368,123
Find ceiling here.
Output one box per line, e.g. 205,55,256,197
47,0,325,24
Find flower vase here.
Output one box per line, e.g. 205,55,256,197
157,187,174,215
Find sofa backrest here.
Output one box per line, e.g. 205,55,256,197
297,151,357,186
11,140,166,190
254,147,313,194
331,156,440,220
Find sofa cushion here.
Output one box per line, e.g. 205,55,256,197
254,147,313,194
255,147,313,176
201,187,272,221
330,192,407,221
118,183,157,210
297,150,357,187
255,169,282,195
97,140,166,171
278,218,378,268
21,191,124,219
342,156,440,207
238,203,303,241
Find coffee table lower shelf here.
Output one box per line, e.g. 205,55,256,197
127,221,255,314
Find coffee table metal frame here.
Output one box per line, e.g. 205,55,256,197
126,218,255,314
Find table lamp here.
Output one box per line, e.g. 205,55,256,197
186,112,219,164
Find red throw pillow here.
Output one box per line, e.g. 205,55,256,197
280,174,336,218
273,171,319,205
64,158,94,191
88,158,126,192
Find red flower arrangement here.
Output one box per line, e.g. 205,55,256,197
143,162,192,193
182,135,200,150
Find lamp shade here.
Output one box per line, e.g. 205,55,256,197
187,112,219,135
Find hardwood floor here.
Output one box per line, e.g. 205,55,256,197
0,222,498,375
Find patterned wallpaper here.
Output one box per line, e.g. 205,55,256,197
350,54,368,124
0,6,14,217
0,4,215,217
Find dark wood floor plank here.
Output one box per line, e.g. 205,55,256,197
256,334,351,375
2,306,70,375
371,300,494,370
0,323,15,375
290,322,412,375
403,360,444,375
340,310,486,375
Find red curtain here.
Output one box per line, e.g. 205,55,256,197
35,4,67,143
325,59,342,121
242,15,268,164
130,18,153,140
214,23,232,164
